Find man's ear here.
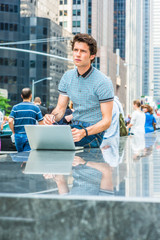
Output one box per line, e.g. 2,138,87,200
21,94,23,99
90,55,95,61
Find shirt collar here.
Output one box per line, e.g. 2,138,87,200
77,65,93,78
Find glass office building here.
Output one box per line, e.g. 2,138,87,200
114,0,126,59
113,0,126,60
142,0,150,96
0,0,72,107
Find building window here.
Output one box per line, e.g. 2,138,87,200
30,44,36,50
0,23,4,30
73,9,81,16
64,10,67,16
43,61,47,69
77,9,81,16
30,60,35,68
9,5,13,12
59,22,63,26
4,76,8,83
5,23,8,30
43,44,47,52
64,0,67,4
21,60,24,67
59,10,63,16
63,21,67,28
5,4,9,12
4,58,8,66
14,5,18,12
30,27,36,34
9,24,13,31
43,27,47,35
73,21,80,27
73,10,76,16
14,24,17,31
1,4,5,11
0,58,3,65
60,0,63,4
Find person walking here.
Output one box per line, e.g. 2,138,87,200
126,100,145,135
44,33,114,148
34,97,47,116
142,104,156,133
9,88,44,152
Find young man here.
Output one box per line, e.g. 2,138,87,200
9,88,44,152
44,33,114,148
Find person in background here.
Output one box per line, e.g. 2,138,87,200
8,88,44,152
44,33,114,148
0,110,3,130
103,96,124,139
142,104,156,133
34,97,47,116
1,116,9,130
126,100,145,135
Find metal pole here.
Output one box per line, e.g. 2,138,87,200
32,79,35,102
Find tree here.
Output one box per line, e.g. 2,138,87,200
0,96,11,115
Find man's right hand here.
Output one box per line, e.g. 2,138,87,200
43,114,54,125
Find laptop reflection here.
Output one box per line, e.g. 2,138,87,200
24,150,75,175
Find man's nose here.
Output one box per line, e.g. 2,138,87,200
76,50,81,56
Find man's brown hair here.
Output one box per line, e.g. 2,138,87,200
133,100,141,108
71,33,97,63
21,88,32,99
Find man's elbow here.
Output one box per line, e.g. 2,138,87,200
8,118,13,125
104,118,112,130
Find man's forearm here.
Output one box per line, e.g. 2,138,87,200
9,122,15,134
84,118,111,136
51,106,66,122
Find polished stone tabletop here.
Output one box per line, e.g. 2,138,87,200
0,131,160,200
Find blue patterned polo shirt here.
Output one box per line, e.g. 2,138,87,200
58,66,114,125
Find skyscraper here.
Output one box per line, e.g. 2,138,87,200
0,0,73,106
142,0,150,97
113,0,126,60
150,0,160,102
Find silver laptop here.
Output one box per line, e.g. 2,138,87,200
25,125,83,151
24,150,75,175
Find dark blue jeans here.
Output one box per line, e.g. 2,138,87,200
70,120,104,148
15,133,31,152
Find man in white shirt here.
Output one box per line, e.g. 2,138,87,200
127,100,145,135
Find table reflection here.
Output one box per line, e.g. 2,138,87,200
1,131,159,198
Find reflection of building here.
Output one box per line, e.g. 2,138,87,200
0,0,73,107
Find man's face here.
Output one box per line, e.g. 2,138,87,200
73,41,95,68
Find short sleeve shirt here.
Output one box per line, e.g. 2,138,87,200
130,110,145,135
9,102,43,134
58,67,114,125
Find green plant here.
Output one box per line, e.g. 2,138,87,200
0,96,11,115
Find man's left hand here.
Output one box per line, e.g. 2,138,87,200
71,128,86,142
